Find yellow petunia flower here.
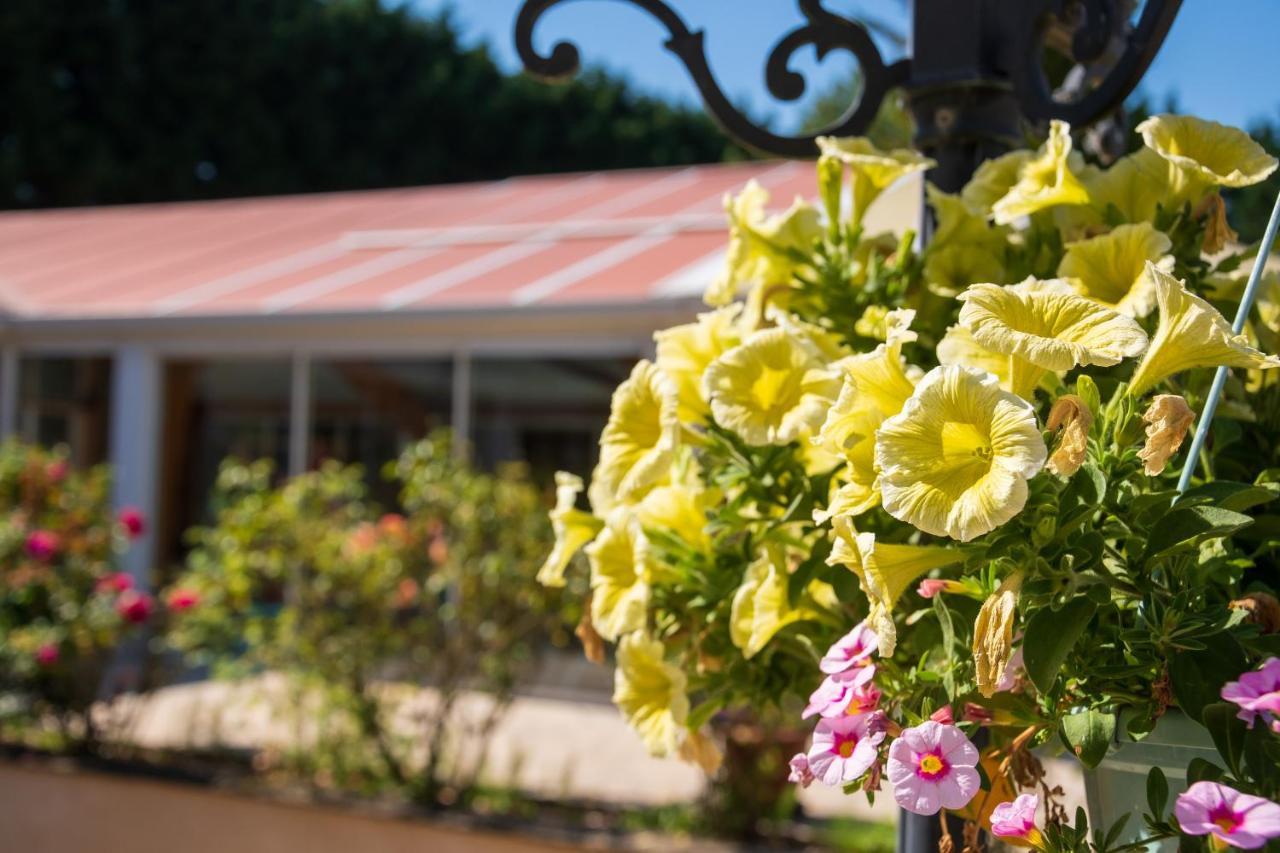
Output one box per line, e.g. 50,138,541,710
927,184,1008,250
613,633,690,757
1138,114,1278,192
827,516,964,655
924,244,1007,297
961,149,1033,214
817,136,936,228
704,325,840,446
537,472,604,587
589,360,681,514
729,547,809,659
585,513,649,642
992,121,1090,225
633,482,711,576
937,323,1014,391
1057,223,1174,318
815,310,918,516
706,181,822,307
875,365,1048,542
973,572,1022,698
654,304,745,423
1129,264,1280,397
1084,147,1178,224
958,278,1148,397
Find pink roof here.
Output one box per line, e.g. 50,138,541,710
0,160,814,322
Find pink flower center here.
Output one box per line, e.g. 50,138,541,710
834,733,859,759
1210,804,1243,835
915,749,950,781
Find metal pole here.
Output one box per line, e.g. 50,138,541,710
1176,187,1280,493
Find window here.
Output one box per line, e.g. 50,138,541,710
470,356,637,483
17,356,113,467
158,359,292,563
309,358,452,502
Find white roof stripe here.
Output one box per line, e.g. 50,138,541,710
508,161,800,306
378,167,703,309
261,247,441,313
150,242,348,316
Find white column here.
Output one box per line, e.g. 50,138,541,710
288,351,311,476
0,345,17,440
109,345,161,583
451,349,472,459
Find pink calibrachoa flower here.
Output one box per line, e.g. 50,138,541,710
24,529,59,562
118,506,146,539
35,643,60,667
918,579,964,599
96,572,134,594
819,621,878,675
45,459,68,483
991,793,1044,846
886,721,981,815
995,647,1025,693
116,590,154,624
1221,658,1280,734
166,588,200,611
788,753,815,788
930,705,955,725
803,665,877,719
1175,781,1280,849
807,713,886,786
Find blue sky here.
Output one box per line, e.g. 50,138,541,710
412,1,1280,133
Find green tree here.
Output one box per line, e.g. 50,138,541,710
0,0,746,208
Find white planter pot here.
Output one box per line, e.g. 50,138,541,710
1082,712,1217,851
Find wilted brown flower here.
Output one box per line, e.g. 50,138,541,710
1230,592,1280,634
1196,192,1239,255
575,595,606,665
973,573,1022,698
1138,394,1196,475
1045,394,1093,477
677,728,723,776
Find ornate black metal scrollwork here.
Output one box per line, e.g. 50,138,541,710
514,0,906,158
1007,0,1184,126
514,0,1183,189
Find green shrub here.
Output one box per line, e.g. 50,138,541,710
0,440,151,747
167,430,567,803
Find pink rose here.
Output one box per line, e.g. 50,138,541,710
35,643,60,667
118,507,146,539
24,530,59,562
116,590,154,624
166,588,200,611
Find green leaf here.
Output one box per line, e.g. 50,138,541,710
1023,598,1097,694
1178,480,1279,513
933,595,957,701
1062,709,1116,769
1168,634,1248,724
1145,506,1253,561
1146,767,1168,819
1244,722,1280,787
687,693,727,730
1186,757,1224,784
1202,702,1247,777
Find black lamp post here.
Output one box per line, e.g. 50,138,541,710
513,1,1182,849
514,0,1182,192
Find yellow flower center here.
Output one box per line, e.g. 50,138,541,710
918,754,944,775
749,365,800,419
940,421,993,463
837,740,856,759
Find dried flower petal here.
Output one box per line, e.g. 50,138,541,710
1138,394,1195,476
1045,394,1093,477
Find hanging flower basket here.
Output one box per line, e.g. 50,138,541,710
541,114,1280,851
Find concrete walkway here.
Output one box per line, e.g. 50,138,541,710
107,665,1087,827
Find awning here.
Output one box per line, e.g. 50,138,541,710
0,161,834,322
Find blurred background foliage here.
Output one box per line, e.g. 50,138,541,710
0,0,747,208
